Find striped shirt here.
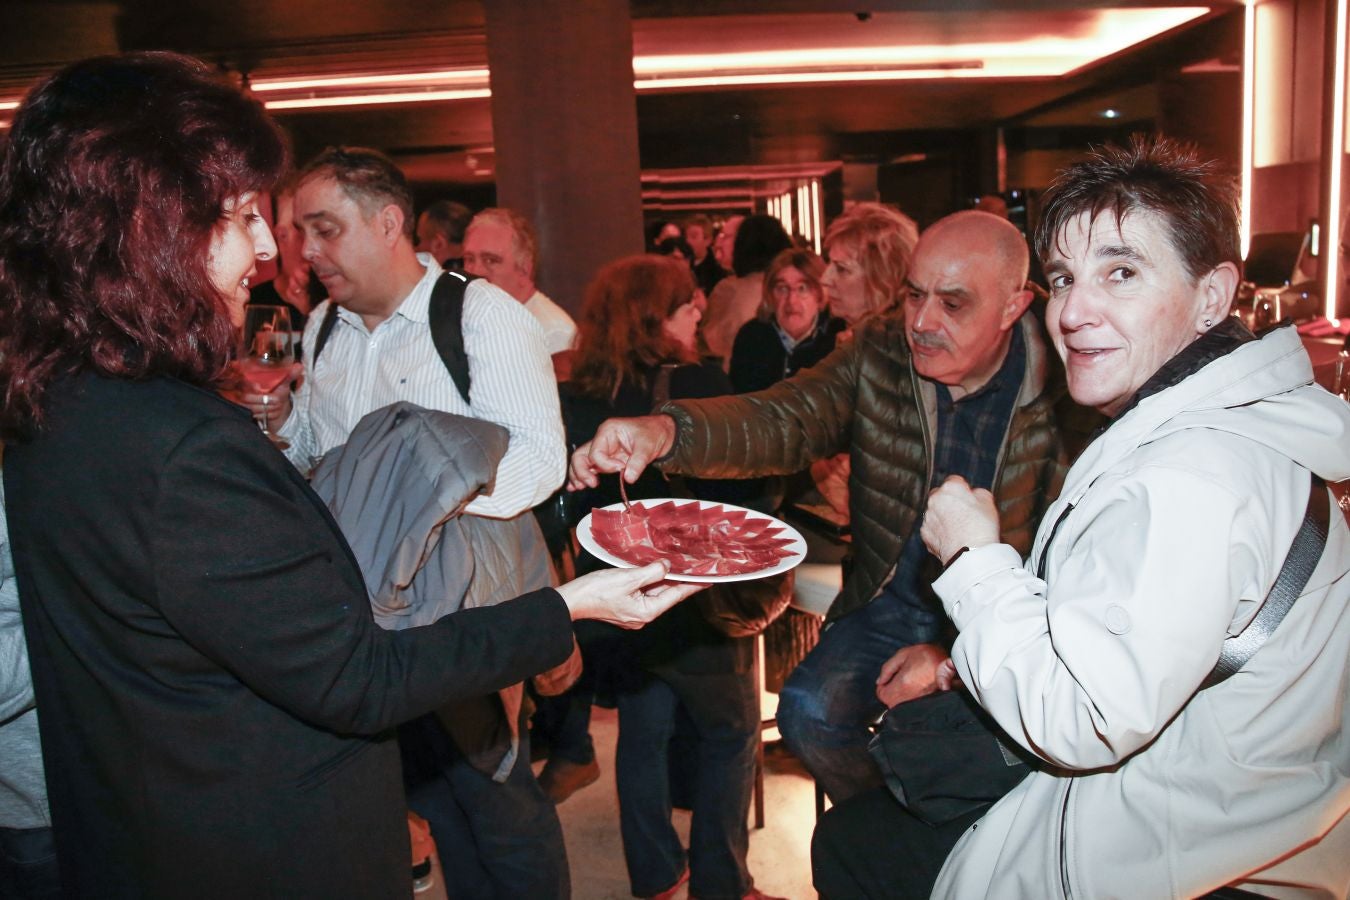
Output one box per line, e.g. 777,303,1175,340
280,255,565,518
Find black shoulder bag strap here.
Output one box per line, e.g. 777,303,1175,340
308,272,479,405
1201,473,1330,688
427,271,478,405
312,301,340,366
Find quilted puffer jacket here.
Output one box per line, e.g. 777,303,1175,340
660,312,1066,622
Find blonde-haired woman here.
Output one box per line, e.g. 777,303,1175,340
821,202,919,328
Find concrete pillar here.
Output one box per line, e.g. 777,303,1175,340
483,1,645,314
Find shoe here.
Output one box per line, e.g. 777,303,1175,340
641,865,690,900
537,757,601,804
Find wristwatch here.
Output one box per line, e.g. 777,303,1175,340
942,545,971,570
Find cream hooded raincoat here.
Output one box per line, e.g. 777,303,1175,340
932,324,1350,899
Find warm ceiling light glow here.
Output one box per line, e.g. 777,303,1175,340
632,8,1207,86
250,68,489,93
634,67,994,90
0,7,1211,116
1240,0,1256,261
1326,0,1347,319
263,88,490,111
811,181,822,255
642,188,756,200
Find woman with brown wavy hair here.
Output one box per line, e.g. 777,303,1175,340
0,53,691,899
550,255,781,900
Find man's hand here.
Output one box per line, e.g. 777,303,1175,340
875,643,950,708
568,414,677,491
234,361,302,431
920,475,1000,566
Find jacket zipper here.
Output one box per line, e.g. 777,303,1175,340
989,316,1034,494
1058,779,1075,899
1036,502,1074,580
855,365,937,608
913,364,936,492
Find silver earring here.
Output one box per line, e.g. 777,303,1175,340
1204,318,1212,328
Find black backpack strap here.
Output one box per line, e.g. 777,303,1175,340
428,271,478,405
1201,473,1330,689
311,301,341,366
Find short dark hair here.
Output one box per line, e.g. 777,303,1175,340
298,146,415,237
732,214,793,277
1034,135,1240,282
422,199,474,244
0,51,287,440
655,236,694,264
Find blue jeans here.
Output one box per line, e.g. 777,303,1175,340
614,662,758,899
407,726,569,900
777,592,941,803
0,825,60,900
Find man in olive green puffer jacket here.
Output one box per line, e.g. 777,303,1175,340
570,211,1067,804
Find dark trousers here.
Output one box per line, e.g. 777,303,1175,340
812,786,988,900
531,620,619,766
0,825,61,900
614,661,759,900
406,725,569,900
777,592,941,804
814,788,1278,900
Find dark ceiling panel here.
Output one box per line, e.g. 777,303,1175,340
113,0,484,52
0,0,1241,188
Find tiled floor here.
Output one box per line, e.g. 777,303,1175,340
547,706,820,900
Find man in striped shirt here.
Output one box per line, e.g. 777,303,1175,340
272,148,565,520
269,146,571,899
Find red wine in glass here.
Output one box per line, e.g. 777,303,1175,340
238,305,295,449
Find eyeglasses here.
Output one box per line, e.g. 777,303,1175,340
771,281,817,299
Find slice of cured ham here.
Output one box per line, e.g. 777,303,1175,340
590,500,798,576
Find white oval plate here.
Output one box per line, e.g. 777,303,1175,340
576,498,807,583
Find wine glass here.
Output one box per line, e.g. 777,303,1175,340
238,305,294,449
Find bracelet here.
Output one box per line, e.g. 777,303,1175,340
942,545,972,570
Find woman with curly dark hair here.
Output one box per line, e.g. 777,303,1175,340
0,53,691,899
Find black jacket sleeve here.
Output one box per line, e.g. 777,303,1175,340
150,416,575,735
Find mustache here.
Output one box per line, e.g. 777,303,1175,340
908,330,950,352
